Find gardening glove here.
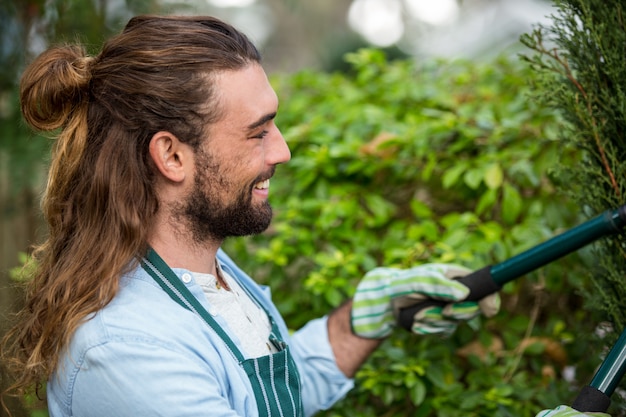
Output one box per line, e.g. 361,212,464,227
351,263,500,339
535,405,610,417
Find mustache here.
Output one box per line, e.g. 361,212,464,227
252,166,276,185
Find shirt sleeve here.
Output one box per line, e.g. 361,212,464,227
69,339,254,417
289,316,354,416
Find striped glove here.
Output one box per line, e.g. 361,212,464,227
351,263,500,339
536,405,610,417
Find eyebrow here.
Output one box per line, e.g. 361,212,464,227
246,112,277,131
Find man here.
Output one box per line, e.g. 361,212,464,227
2,15,601,417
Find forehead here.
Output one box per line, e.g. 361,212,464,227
212,64,278,127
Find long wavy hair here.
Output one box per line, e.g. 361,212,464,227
1,15,260,401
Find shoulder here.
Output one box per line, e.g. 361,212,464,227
48,265,242,415
56,264,223,380
72,265,218,350
49,335,250,417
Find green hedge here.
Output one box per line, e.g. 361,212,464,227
223,50,618,416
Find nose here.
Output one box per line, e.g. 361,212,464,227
267,125,291,165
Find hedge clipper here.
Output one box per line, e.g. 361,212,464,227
397,204,626,413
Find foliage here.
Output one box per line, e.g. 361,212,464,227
222,49,622,415
521,0,626,333
9,252,37,282
5,0,623,413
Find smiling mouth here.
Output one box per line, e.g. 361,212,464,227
253,179,270,190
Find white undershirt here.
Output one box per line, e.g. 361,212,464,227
193,268,277,358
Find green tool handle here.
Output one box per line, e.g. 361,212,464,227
571,327,626,413
397,205,626,331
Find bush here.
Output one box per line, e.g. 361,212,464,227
522,0,626,346
222,49,617,416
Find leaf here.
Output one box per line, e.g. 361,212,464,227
424,365,447,389
442,163,467,189
410,199,433,218
464,167,483,190
502,183,523,225
484,163,504,189
382,385,395,405
323,286,344,307
476,188,497,215
409,379,427,406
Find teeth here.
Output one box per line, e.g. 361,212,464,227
254,179,270,189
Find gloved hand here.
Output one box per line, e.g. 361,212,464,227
536,405,611,417
351,263,500,339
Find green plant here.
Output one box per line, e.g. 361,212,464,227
9,253,37,283
521,0,626,333
223,49,612,415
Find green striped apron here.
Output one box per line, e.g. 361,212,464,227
141,249,305,417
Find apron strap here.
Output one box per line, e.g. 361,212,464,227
141,248,304,417
141,248,246,363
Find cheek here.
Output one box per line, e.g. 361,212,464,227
234,144,265,173
199,141,263,186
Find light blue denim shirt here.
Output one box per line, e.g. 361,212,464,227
47,249,354,416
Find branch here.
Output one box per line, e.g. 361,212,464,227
530,37,620,197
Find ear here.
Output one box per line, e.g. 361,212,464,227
148,131,189,183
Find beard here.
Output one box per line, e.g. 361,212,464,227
178,148,274,244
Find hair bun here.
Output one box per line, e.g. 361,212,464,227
20,45,93,132
74,55,95,75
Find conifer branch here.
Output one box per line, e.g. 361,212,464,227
529,37,621,197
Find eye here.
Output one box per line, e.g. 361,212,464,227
252,130,269,139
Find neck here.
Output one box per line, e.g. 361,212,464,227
148,215,223,275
